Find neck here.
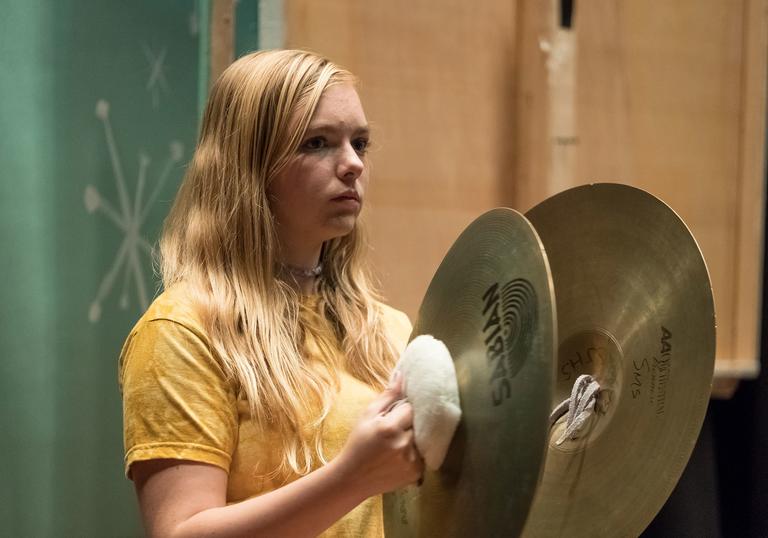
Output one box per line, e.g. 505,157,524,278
282,268,320,295
278,237,324,295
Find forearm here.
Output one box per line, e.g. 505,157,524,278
169,459,368,538
137,378,420,538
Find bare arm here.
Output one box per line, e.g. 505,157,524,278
133,375,422,538
134,457,365,538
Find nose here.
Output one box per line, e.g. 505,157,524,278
337,141,364,184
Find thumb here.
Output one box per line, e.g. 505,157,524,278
369,371,404,414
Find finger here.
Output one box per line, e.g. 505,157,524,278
390,368,407,394
388,366,402,387
389,369,403,392
383,397,408,415
411,450,425,486
385,400,414,430
368,373,404,414
407,431,423,460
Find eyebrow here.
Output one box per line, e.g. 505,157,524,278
305,122,370,136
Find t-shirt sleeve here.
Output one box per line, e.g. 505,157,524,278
119,318,238,479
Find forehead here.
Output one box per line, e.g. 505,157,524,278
308,83,367,128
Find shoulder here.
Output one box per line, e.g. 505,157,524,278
139,282,205,333
123,282,208,347
376,302,413,351
118,283,215,388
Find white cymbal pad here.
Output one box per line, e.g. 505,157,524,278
392,334,462,471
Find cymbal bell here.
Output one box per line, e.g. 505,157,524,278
521,183,716,537
383,208,557,538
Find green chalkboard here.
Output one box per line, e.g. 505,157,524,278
0,1,259,535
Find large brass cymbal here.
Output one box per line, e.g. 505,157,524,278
383,208,556,538
522,183,716,537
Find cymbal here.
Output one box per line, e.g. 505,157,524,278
383,208,556,538
522,183,716,537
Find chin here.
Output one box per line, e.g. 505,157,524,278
324,216,358,239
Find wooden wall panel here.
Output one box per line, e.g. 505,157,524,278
286,0,767,378
522,0,766,377
286,0,521,317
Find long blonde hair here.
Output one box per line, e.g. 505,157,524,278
159,50,399,476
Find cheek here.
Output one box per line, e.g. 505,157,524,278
358,170,370,192
269,167,327,222
269,162,304,202
266,179,288,215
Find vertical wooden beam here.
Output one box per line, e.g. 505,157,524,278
210,0,235,86
546,0,578,196
729,0,768,378
511,0,555,211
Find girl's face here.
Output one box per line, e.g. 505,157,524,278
268,83,370,250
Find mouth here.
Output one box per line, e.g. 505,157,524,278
332,191,361,203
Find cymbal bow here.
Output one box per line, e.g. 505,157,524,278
383,208,557,538
521,183,716,537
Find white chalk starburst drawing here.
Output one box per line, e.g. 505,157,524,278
142,43,170,109
84,99,183,323
188,5,199,36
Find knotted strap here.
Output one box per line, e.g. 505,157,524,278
549,374,601,445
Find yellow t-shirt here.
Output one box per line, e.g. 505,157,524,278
119,283,412,537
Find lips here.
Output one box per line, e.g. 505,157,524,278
332,191,361,202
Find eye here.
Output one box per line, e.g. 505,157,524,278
352,137,370,155
301,136,326,152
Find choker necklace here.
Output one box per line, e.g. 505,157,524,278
283,262,323,279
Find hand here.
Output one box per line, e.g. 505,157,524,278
332,372,424,498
